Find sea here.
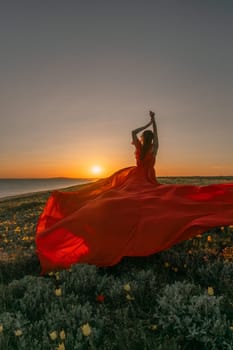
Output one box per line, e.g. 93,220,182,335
0,178,93,199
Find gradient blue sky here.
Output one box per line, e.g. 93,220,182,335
1,0,233,178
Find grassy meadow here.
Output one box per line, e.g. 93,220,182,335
0,177,233,350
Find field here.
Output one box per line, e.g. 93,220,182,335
0,177,233,350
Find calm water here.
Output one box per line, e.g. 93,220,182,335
0,178,92,199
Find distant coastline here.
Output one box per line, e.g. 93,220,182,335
0,178,94,200
0,177,96,180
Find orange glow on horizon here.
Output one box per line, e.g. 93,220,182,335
1,162,233,179
1,153,232,179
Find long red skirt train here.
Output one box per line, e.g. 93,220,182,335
36,158,233,274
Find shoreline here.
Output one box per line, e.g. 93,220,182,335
0,182,94,204
0,178,98,203
0,178,99,203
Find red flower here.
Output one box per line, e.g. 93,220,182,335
96,294,105,303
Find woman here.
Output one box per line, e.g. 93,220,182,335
36,111,233,274
130,110,159,183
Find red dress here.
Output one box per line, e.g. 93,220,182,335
36,142,233,274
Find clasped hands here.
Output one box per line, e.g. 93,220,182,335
149,110,155,122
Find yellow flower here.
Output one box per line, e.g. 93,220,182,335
59,330,66,340
230,325,233,331
55,288,62,297
0,324,3,333
150,324,157,331
172,267,178,272
81,323,91,337
207,287,214,296
55,272,60,280
183,264,187,268
48,272,54,276
14,329,23,336
123,283,131,292
49,331,58,340
126,293,135,301
56,342,65,350
164,262,170,268
207,235,212,242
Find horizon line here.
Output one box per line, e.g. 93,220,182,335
1,175,233,180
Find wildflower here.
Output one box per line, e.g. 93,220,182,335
164,262,170,268
49,331,58,340
196,234,202,238
123,283,131,292
207,287,214,296
59,330,66,340
207,235,212,242
96,294,105,303
126,294,135,301
172,267,178,272
48,272,54,276
55,288,62,296
0,324,3,333
221,226,225,231
81,323,91,336
222,247,233,262
57,342,65,350
183,264,187,268
230,325,233,331
14,329,23,336
55,272,60,280
150,324,157,331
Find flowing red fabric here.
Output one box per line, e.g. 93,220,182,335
36,142,233,274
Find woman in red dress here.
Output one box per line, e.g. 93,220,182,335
36,111,233,274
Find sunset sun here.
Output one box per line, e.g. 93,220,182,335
91,165,102,175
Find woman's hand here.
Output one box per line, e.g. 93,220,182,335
149,110,155,119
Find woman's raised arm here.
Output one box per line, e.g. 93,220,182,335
149,111,159,156
131,119,152,145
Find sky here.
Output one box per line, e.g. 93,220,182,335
1,0,233,178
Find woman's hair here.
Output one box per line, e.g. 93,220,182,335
140,130,154,160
